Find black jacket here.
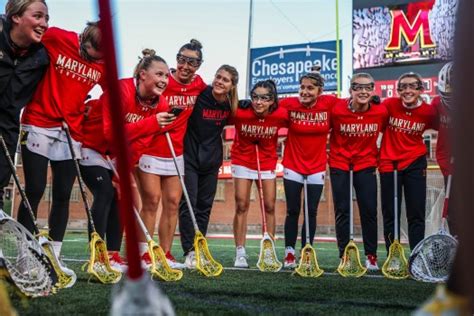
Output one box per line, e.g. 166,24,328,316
184,86,231,173
0,16,49,147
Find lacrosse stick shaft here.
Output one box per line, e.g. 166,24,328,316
442,172,452,220
0,135,39,235
393,162,399,241
255,144,268,234
164,132,199,231
303,176,310,245
62,122,96,232
349,164,354,239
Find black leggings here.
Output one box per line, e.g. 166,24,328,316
380,156,427,251
330,167,378,258
80,165,122,251
17,145,76,241
283,178,323,249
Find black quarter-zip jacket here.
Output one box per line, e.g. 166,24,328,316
183,86,231,173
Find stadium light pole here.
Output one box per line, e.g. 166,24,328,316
245,0,254,98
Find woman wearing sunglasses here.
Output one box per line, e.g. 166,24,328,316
231,80,289,268
136,39,207,268
329,73,388,271
379,72,437,252
279,70,337,269
0,0,49,211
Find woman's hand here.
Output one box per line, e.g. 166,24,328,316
156,112,176,127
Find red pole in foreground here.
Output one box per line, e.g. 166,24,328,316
97,0,142,280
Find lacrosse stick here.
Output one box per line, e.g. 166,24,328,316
0,135,76,289
106,156,183,281
382,161,409,279
164,132,223,277
254,144,282,272
294,175,324,277
337,163,367,277
0,210,55,297
62,122,121,284
409,167,457,282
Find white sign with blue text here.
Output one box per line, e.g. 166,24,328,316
249,41,341,94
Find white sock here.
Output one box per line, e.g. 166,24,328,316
139,242,148,256
236,246,246,257
285,246,295,256
52,241,62,258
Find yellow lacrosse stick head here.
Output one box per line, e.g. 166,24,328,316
39,239,76,289
382,240,409,279
294,244,324,278
87,232,122,284
337,240,367,277
256,233,282,272
193,231,223,277
148,240,183,282
0,280,17,316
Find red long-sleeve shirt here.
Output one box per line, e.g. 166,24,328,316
231,106,289,171
281,95,337,174
142,73,206,158
432,96,452,176
329,99,389,171
101,78,169,164
21,27,105,141
379,97,437,172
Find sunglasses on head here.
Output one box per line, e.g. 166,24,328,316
351,82,374,92
397,81,423,91
176,54,201,67
251,93,273,102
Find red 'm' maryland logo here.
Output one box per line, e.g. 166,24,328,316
385,9,436,51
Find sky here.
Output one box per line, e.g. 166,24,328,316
1,0,353,97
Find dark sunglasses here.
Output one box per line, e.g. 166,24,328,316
251,93,273,102
176,54,202,67
351,83,374,92
397,81,423,91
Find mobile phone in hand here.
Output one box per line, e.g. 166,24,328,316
168,107,184,116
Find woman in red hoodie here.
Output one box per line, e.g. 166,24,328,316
231,80,288,268
329,73,388,271
279,71,337,269
136,40,207,268
18,22,104,267
379,72,437,252
101,49,176,268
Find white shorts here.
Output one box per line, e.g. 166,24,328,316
138,154,184,176
79,148,111,170
283,168,325,185
231,164,276,180
21,125,81,161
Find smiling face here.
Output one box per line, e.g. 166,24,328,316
138,61,169,98
251,87,274,116
175,49,201,84
397,77,423,105
11,1,49,47
350,77,375,107
299,78,322,107
212,69,234,96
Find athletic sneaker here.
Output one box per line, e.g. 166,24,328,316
141,252,152,269
413,284,469,316
234,255,249,268
184,251,197,269
284,252,297,269
165,251,186,269
109,252,128,273
365,254,379,271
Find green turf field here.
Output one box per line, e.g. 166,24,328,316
8,232,435,315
